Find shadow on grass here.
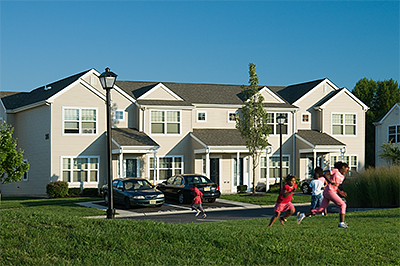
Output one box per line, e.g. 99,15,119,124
2,196,102,208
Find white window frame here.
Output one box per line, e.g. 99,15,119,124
197,111,207,122
113,109,125,122
301,113,310,124
150,110,182,135
330,154,358,172
331,113,357,136
267,112,289,135
149,155,183,182
388,124,400,143
267,155,290,180
21,159,29,181
61,156,100,185
228,111,238,123
62,107,98,135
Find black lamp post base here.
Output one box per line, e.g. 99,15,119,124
106,208,115,219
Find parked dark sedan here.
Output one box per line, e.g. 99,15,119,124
103,178,165,209
157,174,221,204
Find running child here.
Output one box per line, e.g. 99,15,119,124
191,183,206,218
309,167,327,216
297,161,350,228
268,174,297,227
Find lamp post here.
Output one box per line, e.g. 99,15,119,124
276,115,286,192
99,67,117,219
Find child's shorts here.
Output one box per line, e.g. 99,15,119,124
310,194,323,209
191,204,204,211
274,202,294,213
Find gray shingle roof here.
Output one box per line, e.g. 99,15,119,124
1,70,91,110
111,128,159,147
191,129,247,146
296,130,345,146
271,79,325,104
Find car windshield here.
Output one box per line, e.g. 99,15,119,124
124,180,152,191
185,175,211,185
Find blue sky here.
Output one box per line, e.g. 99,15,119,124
1,1,398,92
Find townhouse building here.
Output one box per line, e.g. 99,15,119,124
0,69,369,196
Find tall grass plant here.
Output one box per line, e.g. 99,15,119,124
343,165,400,208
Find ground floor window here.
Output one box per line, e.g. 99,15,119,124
330,155,358,172
62,156,99,183
267,156,290,179
150,156,183,181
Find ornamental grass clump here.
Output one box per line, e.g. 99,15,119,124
46,181,69,198
343,165,400,208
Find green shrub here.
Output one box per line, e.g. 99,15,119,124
343,165,400,208
82,188,99,196
46,181,69,198
68,188,81,196
237,185,248,193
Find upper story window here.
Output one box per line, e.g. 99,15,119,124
332,113,356,135
301,113,310,123
63,107,97,135
151,110,181,134
228,111,238,123
197,111,206,122
388,125,400,143
113,109,125,121
266,112,288,135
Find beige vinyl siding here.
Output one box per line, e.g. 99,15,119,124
109,89,132,129
1,105,50,196
143,86,178,100
322,93,366,170
260,90,282,103
375,105,400,166
50,83,107,188
193,107,240,129
295,81,334,131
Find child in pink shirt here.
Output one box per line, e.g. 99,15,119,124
268,174,297,227
297,161,350,228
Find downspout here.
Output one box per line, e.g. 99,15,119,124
119,148,123,178
206,147,210,179
153,149,157,185
141,107,146,132
236,151,240,192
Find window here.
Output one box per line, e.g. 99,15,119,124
62,156,99,183
332,113,356,135
113,109,125,121
268,156,289,179
228,111,237,122
151,110,181,134
330,155,358,172
197,111,206,122
63,108,97,134
22,159,29,181
301,113,310,123
150,156,183,181
388,125,400,143
267,113,288,135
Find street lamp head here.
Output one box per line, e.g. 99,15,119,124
99,67,118,90
276,114,286,125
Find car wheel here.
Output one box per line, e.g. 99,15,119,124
124,197,131,209
301,183,310,194
207,198,216,203
178,192,185,204
104,193,109,205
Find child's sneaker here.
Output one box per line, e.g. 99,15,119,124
195,210,201,217
297,212,305,225
202,214,207,219
338,222,350,228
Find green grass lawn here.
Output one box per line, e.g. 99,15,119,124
1,197,399,265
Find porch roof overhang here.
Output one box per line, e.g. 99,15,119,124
111,128,159,154
296,130,346,153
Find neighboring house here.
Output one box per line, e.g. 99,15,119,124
373,103,400,166
0,69,369,196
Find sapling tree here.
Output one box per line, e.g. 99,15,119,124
378,142,400,166
236,63,271,194
0,122,29,184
